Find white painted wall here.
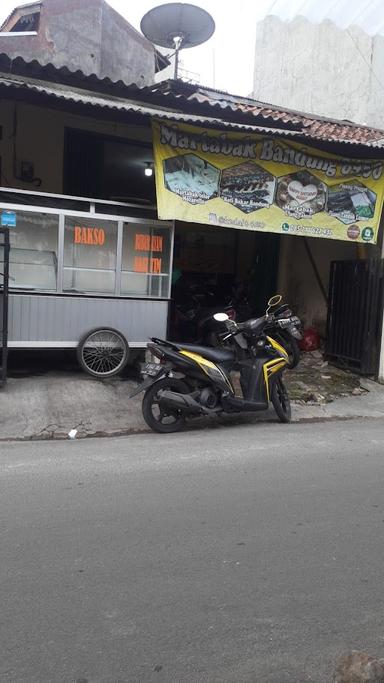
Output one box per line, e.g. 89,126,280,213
253,15,384,129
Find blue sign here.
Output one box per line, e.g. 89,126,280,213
1,211,17,227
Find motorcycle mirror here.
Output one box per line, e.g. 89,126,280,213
213,312,229,322
267,294,282,307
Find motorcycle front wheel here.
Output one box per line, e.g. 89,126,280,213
142,377,190,434
286,337,300,369
271,377,291,423
276,332,300,369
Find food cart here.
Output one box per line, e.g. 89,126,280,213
0,187,174,377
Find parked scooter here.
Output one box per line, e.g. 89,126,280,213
131,295,292,433
264,302,302,368
209,297,302,369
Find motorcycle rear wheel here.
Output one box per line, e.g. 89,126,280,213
142,377,190,434
271,377,291,423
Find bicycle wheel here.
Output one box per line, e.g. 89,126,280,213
77,328,129,378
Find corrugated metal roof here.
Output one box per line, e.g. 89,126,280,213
2,71,324,138
1,53,384,148
147,80,384,147
0,52,146,91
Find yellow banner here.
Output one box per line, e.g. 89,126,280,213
152,119,384,244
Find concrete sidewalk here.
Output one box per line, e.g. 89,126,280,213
0,368,383,441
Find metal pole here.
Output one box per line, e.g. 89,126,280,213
172,36,183,80
302,237,328,304
1,228,9,386
378,222,384,381
174,47,179,79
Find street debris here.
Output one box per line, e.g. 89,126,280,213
333,651,384,682
286,351,366,405
68,429,78,439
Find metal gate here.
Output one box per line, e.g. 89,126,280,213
325,259,384,375
0,227,10,386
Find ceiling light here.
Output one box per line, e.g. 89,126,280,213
145,162,153,177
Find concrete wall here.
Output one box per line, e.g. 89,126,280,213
0,0,156,86
0,99,151,193
253,15,384,129
99,2,155,86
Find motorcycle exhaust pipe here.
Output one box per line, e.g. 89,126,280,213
158,390,209,415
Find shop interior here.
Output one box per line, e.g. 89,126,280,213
63,128,282,343
169,222,280,341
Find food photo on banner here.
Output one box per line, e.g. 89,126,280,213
152,119,384,244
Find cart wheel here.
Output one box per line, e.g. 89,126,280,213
77,327,129,378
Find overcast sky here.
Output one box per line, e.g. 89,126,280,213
0,0,276,95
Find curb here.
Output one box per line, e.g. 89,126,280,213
0,413,382,442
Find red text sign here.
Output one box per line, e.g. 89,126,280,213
135,234,163,252
74,226,106,245
134,257,162,274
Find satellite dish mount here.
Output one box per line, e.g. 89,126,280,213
171,35,183,79
141,3,215,80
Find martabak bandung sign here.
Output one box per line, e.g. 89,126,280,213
152,119,384,244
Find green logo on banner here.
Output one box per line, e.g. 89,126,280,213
362,227,374,241
282,223,290,232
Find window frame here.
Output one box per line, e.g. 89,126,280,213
4,209,59,292
63,215,119,295
120,222,172,298
0,201,174,299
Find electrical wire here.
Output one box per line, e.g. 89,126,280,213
346,27,384,99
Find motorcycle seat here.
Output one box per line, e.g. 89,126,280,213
175,343,235,364
239,316,266,335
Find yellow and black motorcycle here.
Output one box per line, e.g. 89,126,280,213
131,296,293,434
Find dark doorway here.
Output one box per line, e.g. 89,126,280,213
170,223,280,341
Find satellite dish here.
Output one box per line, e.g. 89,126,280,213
141,3,215,78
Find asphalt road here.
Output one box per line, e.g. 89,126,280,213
1,419,384,683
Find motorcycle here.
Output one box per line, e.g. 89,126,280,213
174,299,237,344
195,301,237,345
211,297,303,369
264,303,302,369
172,282,237,344
131,295,292,433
